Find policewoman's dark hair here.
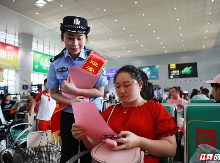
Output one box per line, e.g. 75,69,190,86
114,65,148,100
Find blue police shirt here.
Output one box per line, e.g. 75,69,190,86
46,49,108,113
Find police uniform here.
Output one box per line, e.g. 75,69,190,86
46,16,108,163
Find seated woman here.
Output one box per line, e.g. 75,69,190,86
72,65,178,163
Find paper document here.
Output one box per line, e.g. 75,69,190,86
72,101,118,141
62,65,99,101
170,100,182,110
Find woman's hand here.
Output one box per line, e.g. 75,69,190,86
61,76,78,94
69,96,86,103
108,131,141,150
71,123,87,140
29,110,34,116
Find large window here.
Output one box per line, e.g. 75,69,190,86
32,42,60,56
0,31,18,46
31,73,48,85
0,69,16,94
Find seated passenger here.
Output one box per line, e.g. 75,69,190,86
166,86,188,127
72,65,178,163
205,74,220,103
190,89,199,99
191,88,209,100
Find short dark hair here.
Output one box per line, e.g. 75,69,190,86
191,89,199,98
4,93,10,99
154,88,157,91
172,86,180,92
158,87,161,90
200,86,204,91
211,83,220,91
201,88,209,95
44,78,47,85
30,92,37,99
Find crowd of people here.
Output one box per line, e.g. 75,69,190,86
0,15,220,163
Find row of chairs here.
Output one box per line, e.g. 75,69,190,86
162,102,220,163
163,99,216,103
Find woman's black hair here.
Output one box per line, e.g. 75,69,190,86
147,82,154,101
190,89,199,98
114,65,148,100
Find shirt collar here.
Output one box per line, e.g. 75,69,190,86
64,48,87,60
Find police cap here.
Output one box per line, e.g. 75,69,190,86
60,16,90,34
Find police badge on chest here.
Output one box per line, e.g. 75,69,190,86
57,67,68,72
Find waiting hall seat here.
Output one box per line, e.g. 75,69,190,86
0,105,32,148
162,100,167,103
184,103,220,163
190,99,215,103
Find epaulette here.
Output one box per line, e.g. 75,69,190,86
85,48,93,55
50,51,64,62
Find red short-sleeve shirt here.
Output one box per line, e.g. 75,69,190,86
101,100,178,163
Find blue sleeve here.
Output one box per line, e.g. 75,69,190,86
94,68,108,88
46,63,59,89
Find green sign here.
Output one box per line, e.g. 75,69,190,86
33,51,52,73
138,65,159,80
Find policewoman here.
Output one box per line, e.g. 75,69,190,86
46,16,108,163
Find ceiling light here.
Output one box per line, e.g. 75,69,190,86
128,51,130,52
141,45,143,46
123,28,125,30
212,0,214,2
184,49,185,50
177,18,179,20
160,42,162,44
165,50,167,52
110,38,111,40
182,40,183,41
91,41,93,43
123,47,125,49
206,30,208,32
36,13,39,14
107,50,108,51
209,13,212,14
207,23,210,24
203,46,205,48
157,37,159,39
179,27,181,29
60,5,63,7
205,37,207,38
174,8,177,9
163,47,165,48
130,35,132,36
153,31,156,33
143,14,145,16
136,40,138,42
183,45,184,46
148,24,151,25
90,25,92,27
145,49,147,50
135,2,137,4
118,56,120,57
104,9,106,11
180,34,182,36
115,20,117,21
35,0,47,8
47,0,54,2
113,53,114,54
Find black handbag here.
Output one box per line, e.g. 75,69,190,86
21,130,61,163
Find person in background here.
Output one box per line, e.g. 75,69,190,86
153,88,157,101
205,74,220,103
191,88,209,100
178,86,184,99
112,92,115,105
72,65,177,163
109,92,112,104
200,86,204,94
0,94,4,104
29,79,56,131
157,87,162,103
167,87,171,99
1,93,25,121
190,89,199,99
106,91,110,107
26,92,39,115
210,94,214,99
166,86,188,127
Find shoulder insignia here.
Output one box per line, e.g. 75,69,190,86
50,51,64,62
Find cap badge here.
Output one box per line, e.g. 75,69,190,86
73,18,80,25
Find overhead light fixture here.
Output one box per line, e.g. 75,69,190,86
135,2,137,4
206,30,208,32
130,35,132,36
35,0,47,8
47,0,54,2
123,28,125,30
205,37,207,38
115,20,117,21
163,47,165,48
128,51,130,52
143,14,145,16
174,8,177,9
136,40,138,42
145,49,147,50
141,45,143,46
153,31,156,33
179,27,181,29
177,18,179,20
203,46,205,48
212,0,214,2
148,24,151,25
207,23,210,24
36,13,39,14
209,13,212,14
104,9,106,11
157,37,159,39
